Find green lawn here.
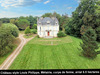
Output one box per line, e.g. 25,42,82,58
9,36,100,69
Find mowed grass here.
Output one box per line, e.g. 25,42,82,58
9,36,100,69
31,36,72,45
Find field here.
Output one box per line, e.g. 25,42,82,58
9,36,100,69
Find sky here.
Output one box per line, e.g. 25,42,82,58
0,0,80,18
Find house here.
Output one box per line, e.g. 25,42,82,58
37,17,59,38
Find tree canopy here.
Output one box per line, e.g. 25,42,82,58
17,19,30,30
0,26,14,56
2,23,19,37
66,0,97,37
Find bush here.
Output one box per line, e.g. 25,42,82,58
25,26,31,34
57,31,66,37
36,35,40,38
31,29,37,34
2,23,19,37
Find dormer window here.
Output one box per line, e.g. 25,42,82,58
47,21,50,24
56,22,58,25
39,22,41,24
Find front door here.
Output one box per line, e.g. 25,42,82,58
48,31,50,36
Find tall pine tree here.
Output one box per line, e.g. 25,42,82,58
80,27,100,58
95,0,100,41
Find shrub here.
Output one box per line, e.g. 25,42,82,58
37,35,40,38
31,29,37,34
57,31,66,37
25,26,31,34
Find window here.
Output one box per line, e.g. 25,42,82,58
39,22,41,24
56,22,58,25
40,27,41,31
47,21,50,24
40,27,41,35
40,32,41,35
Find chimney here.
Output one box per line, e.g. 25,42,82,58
40,17,43,20
37,17,39,21
52,17,55,20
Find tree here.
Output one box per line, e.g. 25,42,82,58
42,12,61,22
0,26,14,56
42,13,53,18
10,19,16,24
1,18,10,23
82,11,96,28
42,12,66,31
66,0,96,37
95,0,100,15
14,19,19,26
27,16,37,29
28,16,34,28
96,27,100,41
32,24,37,29
0,21,2,26
25,26,31,34
52,12,61,21
2,23,19,37
80,25,90,35
17,19,30,30
19,16,26,19
60,14,69,32
80,27,100,58
95,0,100,41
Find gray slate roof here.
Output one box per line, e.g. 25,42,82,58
37,17,59,25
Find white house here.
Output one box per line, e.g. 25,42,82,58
37,17,59,38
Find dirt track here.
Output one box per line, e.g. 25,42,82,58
0,34,34,70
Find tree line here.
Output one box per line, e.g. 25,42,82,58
66,0,100,58
0,16,37,30
0,23,19,56
0,13,69,33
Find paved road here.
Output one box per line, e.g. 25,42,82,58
0,34,34,70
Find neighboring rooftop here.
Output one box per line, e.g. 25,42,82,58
37,17,59,25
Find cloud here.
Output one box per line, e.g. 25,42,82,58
0,10,39,18
67,7,73,9
68,15,72,17
44,0,50,4
0,0,43,8
75,0,80,3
